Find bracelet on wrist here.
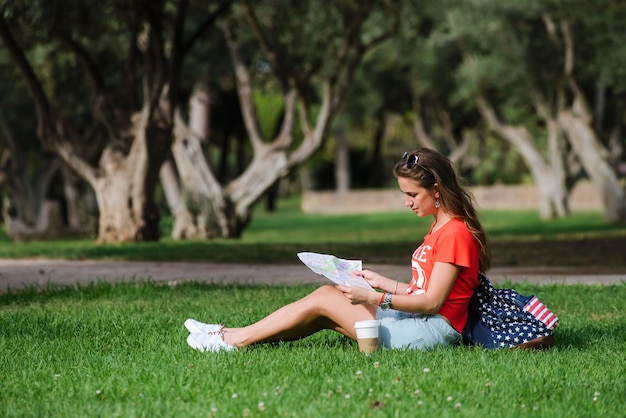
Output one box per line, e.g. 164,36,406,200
378,292,386,306
393,281,399,294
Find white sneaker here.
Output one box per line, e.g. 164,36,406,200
184,318,223,334
186,333,206,351
187,331,237,352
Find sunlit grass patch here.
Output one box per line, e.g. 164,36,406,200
1,281,624,417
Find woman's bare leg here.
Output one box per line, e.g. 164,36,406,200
222,285,378,348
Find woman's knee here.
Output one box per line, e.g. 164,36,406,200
312,285,340,296
303,285,345,311
308,285,346,302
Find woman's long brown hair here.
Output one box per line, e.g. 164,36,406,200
394,148,491,273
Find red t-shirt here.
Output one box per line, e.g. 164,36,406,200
406,218,479,332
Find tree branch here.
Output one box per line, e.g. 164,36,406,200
0,15,98,184
181,0,233,56
0,15,54,144
272,88,297,149
140,6,168,114
328,1,400,111
53,30,118,132
559,18,593,123
54,31,107,94
221,23,265,152
241,1,303,93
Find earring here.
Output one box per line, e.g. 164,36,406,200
435,199,440,208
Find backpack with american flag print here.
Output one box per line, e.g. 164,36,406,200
462,274,559,350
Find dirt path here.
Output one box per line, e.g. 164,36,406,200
0,259,623,292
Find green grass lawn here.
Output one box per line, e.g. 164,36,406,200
1,280,624,417
1,201,625,417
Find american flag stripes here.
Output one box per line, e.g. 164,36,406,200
524,296,559,330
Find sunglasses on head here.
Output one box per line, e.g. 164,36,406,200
402,151,420,169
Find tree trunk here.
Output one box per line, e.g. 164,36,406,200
334,124,350,194
410,90,474,170
544,117,571,216
160,158,200,239
0,106,37,226
92,151,142,242
554,17,626,224
476,95,570,219
159,2,399,239
410,94,437,150
88,107,170,243
59,164,88,230
0,13,176,243
0,105,95,239
169,84,234,238
558,109,626,223
367,112,386,187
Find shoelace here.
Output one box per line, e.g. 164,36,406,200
206,326,226,336
206,326,239,350
207,326,236,349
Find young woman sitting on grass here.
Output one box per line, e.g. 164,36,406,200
185,147,491,352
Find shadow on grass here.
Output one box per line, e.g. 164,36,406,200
554,321,626,349
2,234,626,268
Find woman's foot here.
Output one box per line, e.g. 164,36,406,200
186,329,237,352
185,319,237,352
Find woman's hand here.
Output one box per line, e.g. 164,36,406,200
352,269,391,291
336,285,380,305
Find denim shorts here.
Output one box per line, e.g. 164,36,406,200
376,308,461,351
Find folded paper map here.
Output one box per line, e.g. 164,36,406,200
297,252,373,290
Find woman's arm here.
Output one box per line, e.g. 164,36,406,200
340,262,460,313
389,262,460,314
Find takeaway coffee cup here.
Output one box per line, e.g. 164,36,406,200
354,319,381,354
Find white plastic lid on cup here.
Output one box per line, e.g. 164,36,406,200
354,319,381,339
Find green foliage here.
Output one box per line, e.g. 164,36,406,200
574,1,626,93
2,0,625,244
1,280,624,417
467,136,530,184
254,90,284,140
